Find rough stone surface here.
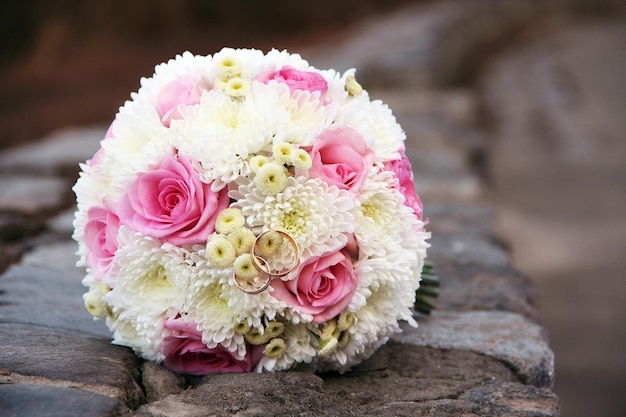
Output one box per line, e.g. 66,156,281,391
141,362,186,403
137,342,555,417
434,263,541,322
0,242,110,337
394,312,554,388
0,384,130,417
0,323,144,408
0,176,69,214
0,126,106,176
428,233,510,269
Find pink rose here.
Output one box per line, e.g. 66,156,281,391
156,75,202,127
257,66,328,96
271,249,357,323
384,149,423,220
161,318,263,375
84,206,120,280
308,127,374,195
117,155,229,246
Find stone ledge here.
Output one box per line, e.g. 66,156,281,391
135,342,557,417
395,312,554,388
0,384,130,417
0,323,144,410
0,1,564,415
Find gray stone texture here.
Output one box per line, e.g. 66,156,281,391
0,0,583,415
0,384,130,417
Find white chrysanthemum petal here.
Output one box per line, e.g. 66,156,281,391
335,93,405,163
232,176,354,260
100,230,194,361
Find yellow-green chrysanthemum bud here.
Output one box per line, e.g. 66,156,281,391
245,326,272,345
227,227,256,255
320,319,340,339
291,149,312,170
224,77,251,97
84,291,108,318
214,75,230,91
318,337,339,358
337,311,354,331
265,321,285,338
345,75,363,96
249,155,270,173
254,162,287,195
272,141,294,166
216,55,242,78
254,230,282,258
215,208,246,235
206,235,236,267
337,329,350,349
233,253,258,280
264,337,286,358
235,320,251,335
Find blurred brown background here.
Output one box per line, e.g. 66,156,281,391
0,0,417,150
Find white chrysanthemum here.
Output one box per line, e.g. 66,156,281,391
231,176,354,260
245,81,337,148
185,279,246,357
106,309,166,361
318,282,403,372
101,230,192,360
323,68,354,105
335,93,405,163
146,51,214,97
352,170,410,257
173,89,268,189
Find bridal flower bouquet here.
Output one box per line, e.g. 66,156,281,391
73,48,430,374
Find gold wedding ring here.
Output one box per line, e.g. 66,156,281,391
251,230,300,278
233,271,272,294
233,230,300,294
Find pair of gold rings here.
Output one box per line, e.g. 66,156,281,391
233,230,300,294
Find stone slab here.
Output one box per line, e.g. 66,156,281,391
0,384,130,417
0,241,110,337
394,311,554,388
434,262,540,322
137,341,521,417
427,233,510,269
136,340,559,416
425,201,497,237
0,323,144,409
0,126,105,176
0,175,69,214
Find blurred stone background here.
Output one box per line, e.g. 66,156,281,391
1,1,624,416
